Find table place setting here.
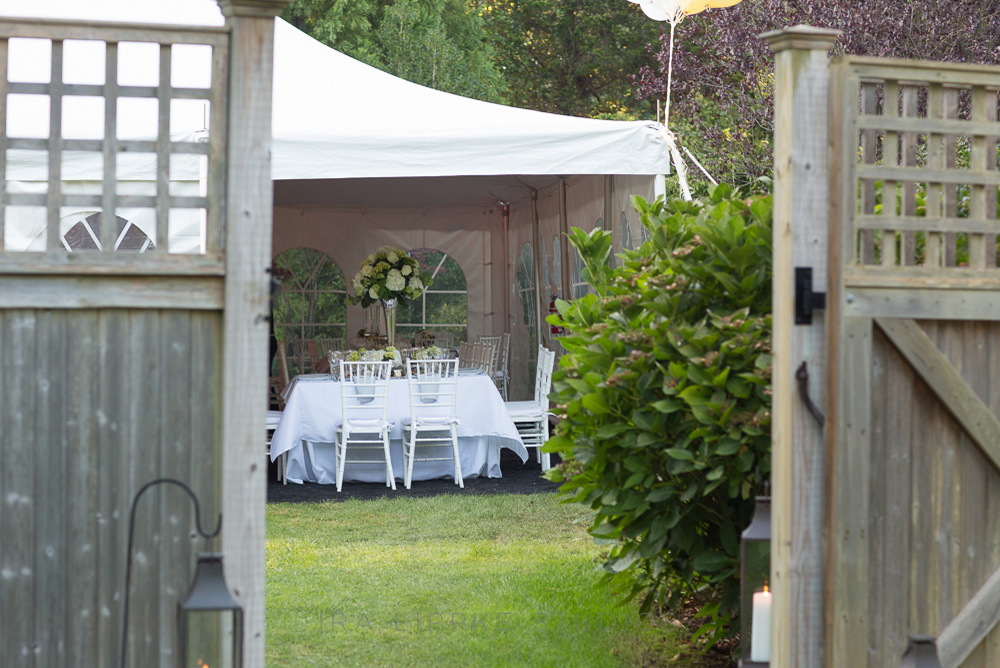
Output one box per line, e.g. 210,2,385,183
270,362,528,486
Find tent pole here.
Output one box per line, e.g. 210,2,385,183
604,175,613,236
503,202,510,337
559,177,571,301
530,188,544,352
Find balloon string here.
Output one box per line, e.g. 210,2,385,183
665,21,676,130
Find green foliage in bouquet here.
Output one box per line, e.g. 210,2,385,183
347,246,433,308
544,185,773,650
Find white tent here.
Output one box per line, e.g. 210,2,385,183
3,0,675,395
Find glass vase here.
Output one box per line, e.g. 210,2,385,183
382,298,397,348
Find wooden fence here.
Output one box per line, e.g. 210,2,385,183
770,27,1000,668
0,2,288,666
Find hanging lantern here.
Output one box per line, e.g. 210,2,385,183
119,478,233,668
898,636,943,668
178,553,244,668
739,496,771,666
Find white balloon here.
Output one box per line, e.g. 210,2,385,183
637,0,677,22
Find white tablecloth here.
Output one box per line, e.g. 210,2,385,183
270,371,528,484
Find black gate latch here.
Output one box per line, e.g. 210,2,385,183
795,267,826,325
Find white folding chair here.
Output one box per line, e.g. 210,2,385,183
401,359,463,489
494,333,510,399
265,409,287,484
505,346,556,470
458,341,494,375
479,334,509,398
480,335,501,365
335,360,395,492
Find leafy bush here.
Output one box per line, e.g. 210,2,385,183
544,184,772,649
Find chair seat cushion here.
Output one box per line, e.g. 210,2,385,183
336,418,392,431
401,416,462,427
505,400,546,418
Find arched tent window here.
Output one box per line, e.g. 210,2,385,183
620,212,634,251
61,212,153,252
397,248,468,342
272,248,347,373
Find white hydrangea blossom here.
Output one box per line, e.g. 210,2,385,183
401,264,412,276
369,286,379,299
386,269,405,292
408,277,423,292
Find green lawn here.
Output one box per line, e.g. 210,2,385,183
265,493,695,667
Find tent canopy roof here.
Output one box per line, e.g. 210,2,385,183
269,21,672,182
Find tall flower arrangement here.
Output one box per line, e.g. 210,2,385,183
346,246,432,346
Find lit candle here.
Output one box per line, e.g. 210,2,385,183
750,585,772,662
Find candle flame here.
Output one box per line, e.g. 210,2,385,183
763,585,769,594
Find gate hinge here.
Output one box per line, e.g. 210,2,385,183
795,267,826,325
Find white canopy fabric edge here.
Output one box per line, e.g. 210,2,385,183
268,18,675,181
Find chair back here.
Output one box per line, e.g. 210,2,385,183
497,332,510,376
290,338,311,374
339,360,392,424
435,331,457,348
268,376,286,410
407,359,459,422
534,346,556,405
316,336,346,357
458,341,494,374
276,343,291,387
479,335,501,371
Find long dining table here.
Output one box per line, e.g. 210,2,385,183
269,370,529,484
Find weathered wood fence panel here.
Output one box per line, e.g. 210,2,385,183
0,309,221,666
0,5,286,664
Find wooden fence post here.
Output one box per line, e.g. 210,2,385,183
761,25,840,668
217,2,290,667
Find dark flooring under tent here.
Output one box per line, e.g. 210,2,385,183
266,447,561,503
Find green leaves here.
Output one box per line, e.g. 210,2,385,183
543,188,773,652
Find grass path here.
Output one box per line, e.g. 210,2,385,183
266,494,694,667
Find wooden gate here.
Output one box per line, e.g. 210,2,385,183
825,56,1000,667
768,27,1000,668
0,3,287,666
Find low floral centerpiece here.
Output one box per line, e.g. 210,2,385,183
346,247,432,347
347,346,404,375
412,345,446,360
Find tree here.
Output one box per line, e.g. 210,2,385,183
283,0,382,65
477,0,661,118
378,0,506,102
282,0,507,102
633,0,1000,187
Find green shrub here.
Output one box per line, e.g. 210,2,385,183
544,184,772,649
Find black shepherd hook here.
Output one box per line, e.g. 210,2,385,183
120,478,222,668
795,361,825,427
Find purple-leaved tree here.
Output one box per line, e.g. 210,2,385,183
634,0,1000,187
